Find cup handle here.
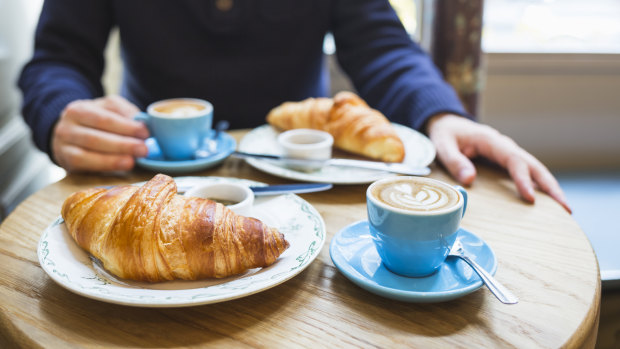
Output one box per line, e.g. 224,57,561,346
134,112,151,129
455,186,468,217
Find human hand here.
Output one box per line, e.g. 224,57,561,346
52,95,149,172
425,113,571,213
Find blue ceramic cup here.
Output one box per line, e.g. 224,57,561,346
135,98,213,160
366,176,468,277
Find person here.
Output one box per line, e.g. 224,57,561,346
18,0,570,213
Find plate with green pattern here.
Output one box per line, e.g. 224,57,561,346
238,124,436,184
37,176,326,307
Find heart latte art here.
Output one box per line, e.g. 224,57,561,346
371,178,460,212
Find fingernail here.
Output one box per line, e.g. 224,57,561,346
136,128,150,139
527,187,536,201
135,144,149,157
458,168,475,183
527,186,535,196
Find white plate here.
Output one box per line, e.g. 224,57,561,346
37,177,326,308
238,124,436,184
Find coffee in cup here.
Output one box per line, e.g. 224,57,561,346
367,176,467,277
135,98,213,160
151,100,209,118
370,177,461,213
184,182,254,217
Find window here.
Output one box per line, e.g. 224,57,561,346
483,0,620,54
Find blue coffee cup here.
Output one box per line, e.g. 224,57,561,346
366,176,468,277
135,98,213,161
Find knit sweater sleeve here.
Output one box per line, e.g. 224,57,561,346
18,0,113,157
330,0,473,131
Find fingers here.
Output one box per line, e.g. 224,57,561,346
54,143,136,172
505,155,536,203
430,124,477,186
52,97,150,173
480,134,537,203
507,154,572,213
55,122,148,157
64,98,149,139
427,114,572,213
95,95,141,118
530,161,572,213
479,132,571,213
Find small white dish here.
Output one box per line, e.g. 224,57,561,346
239,124,436,184
184,182,254,217
277,129,333,172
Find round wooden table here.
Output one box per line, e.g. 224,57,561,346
0,130,600,348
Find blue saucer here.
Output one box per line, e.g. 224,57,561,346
135,132,236,174
330,221,497,303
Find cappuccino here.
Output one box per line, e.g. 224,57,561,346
370,177,460,212
366,176,467,276
152,100,207,118
137,98,213,160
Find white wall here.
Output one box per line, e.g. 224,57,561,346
479,53,620,170
0,0,41,117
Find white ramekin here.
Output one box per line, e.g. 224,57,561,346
276,129,333,171
184,182,254,217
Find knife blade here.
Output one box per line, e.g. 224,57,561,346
249,183,333,196
232,151,431,176
98,182,333,196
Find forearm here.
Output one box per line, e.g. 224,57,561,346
19,64,98,156
18,0,113,156
331,0,472,130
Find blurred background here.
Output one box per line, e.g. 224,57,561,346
1,0,619,346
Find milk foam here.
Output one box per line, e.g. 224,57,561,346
373,179,459,212
166,106,204,117
153,101,206,118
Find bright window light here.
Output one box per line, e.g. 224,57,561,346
483,0,620,54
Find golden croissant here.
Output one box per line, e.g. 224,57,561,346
266,91,405,162
61,174,289,282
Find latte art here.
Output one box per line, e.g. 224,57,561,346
153,100,207,118
366,176,467,277
372,179,460,212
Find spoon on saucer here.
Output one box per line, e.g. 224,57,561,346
210,120,230,152
448,240,519,304
195,120,230,159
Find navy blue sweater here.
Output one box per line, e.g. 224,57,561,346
18,0,468,157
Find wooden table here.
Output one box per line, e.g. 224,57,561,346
0,130,600,348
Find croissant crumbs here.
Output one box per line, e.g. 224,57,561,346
266,91,406,163
61,174,289,282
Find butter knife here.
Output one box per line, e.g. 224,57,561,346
249,183,332,196
233,151,431,176
98,183,333,196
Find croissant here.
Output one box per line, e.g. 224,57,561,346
61,174,289,282
266,91,405,162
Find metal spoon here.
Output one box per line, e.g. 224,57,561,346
448,240,519,304
195,120,230,158
210,120,230,152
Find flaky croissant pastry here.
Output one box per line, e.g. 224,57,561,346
266,91,405,162
61,174,289,282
